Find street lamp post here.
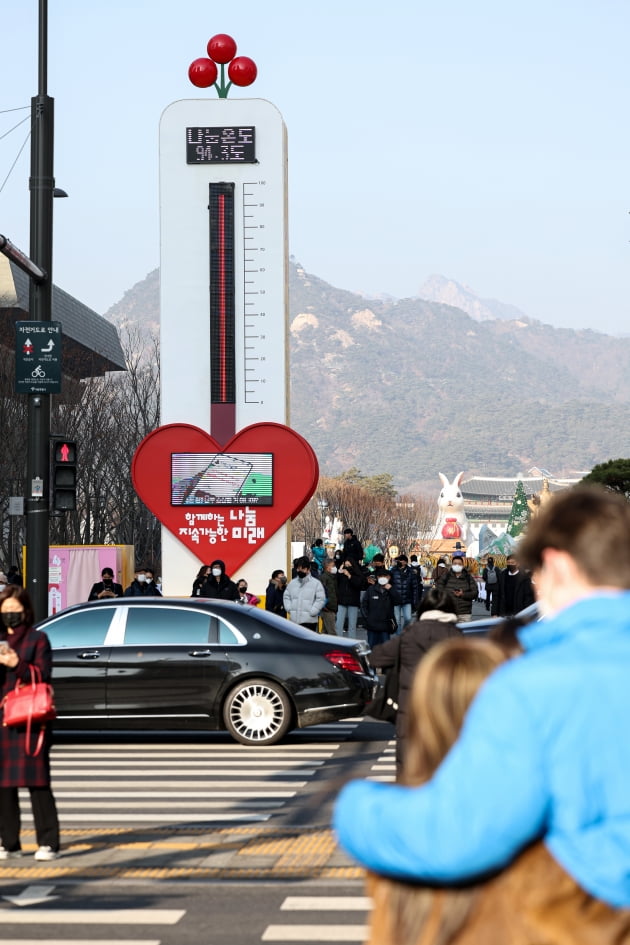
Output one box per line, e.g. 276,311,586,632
26,0,55,620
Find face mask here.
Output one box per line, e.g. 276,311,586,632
238,587,247,593
451,564,463,574
411,562,419,567
103,578,112,585
0,584,6,592
298,570,308,579
507,565,518,573
377,577,389,585
136,574,146,583
330,567,337,574
212,568,222,577
1,612,24,628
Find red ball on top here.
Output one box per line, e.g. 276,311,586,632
207,34,237,64
228,56,257,87
188,58,218,88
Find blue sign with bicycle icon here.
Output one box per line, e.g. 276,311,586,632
15,320,62,393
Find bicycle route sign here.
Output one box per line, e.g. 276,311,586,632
15,320,62,394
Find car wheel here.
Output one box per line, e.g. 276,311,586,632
224,678,293,746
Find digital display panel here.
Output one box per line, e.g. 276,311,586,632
171,452,273,506
186,126,256,163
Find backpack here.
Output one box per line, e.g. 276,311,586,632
486,567,498,586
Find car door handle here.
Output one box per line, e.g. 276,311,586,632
77,651,102,660
188,649,212,657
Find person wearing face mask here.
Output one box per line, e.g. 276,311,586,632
142,568,162,596
0,586,60,861
492,553,535,617
282,555,326,631
124,567,149,596
236,579,260,607
362,567,401,648
199,560,239,601
88,567,123,601
432,557,448,586
436,553,478,620
482,555,499,612
318,558,339,635
265,570,287,617
368,586,461,772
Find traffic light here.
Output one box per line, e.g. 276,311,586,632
52,439,77,511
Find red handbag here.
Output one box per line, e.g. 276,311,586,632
2,665,56,756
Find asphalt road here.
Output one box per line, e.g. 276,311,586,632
0,716,393,944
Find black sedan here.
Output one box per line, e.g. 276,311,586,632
37,598,376,746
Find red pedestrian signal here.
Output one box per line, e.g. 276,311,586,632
51,439,77,511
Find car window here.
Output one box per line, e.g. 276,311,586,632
45,607,116,648
217,619,241,644
123,606,212,645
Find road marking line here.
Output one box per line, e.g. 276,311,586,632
48,768,319,777
0,940,161,944
262,926,366,941
281,897,371,910
52,742,343,750
51,752,334,760
35,781,307,788
47,800,285,809
0,909,184,924
50,791,296,798
51,760,325,767
20,812,272,823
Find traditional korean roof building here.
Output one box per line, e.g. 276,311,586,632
461,471,580,528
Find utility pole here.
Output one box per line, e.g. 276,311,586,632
26,0,54,620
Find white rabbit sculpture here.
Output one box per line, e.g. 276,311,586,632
436,472,471,545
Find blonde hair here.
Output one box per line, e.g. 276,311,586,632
367,637,508,945
403,637,507,786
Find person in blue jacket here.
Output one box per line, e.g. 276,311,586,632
334,486,630,909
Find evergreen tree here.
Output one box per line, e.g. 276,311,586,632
507,480,530,537
581,458,630,499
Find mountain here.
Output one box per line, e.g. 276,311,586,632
417,274,530,323
106,261,630,494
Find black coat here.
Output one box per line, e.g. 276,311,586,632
336,562,365,607
389,564,420,608
437,568,478,616
342,536,364,562
492,568,535,617
362,583,400,633
369,615,462,750
265,581,286,617
88,580,123,601
200,573,239,601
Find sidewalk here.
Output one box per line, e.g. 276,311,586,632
0,824,360,882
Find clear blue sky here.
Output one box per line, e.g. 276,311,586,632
2,0,628,333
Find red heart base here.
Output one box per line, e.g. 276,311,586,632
132,422,319,575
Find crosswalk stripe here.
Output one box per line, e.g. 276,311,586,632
44,800,285,809
0,941,160,944
0,909,184,924
52,750,335,759
51,759,326,767
49,790,296,798
262,926,366,941
34,780,307,788
20,812,272,823
48,768,319,777
281,897,371,911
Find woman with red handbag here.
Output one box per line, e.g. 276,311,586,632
0,587,59,860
